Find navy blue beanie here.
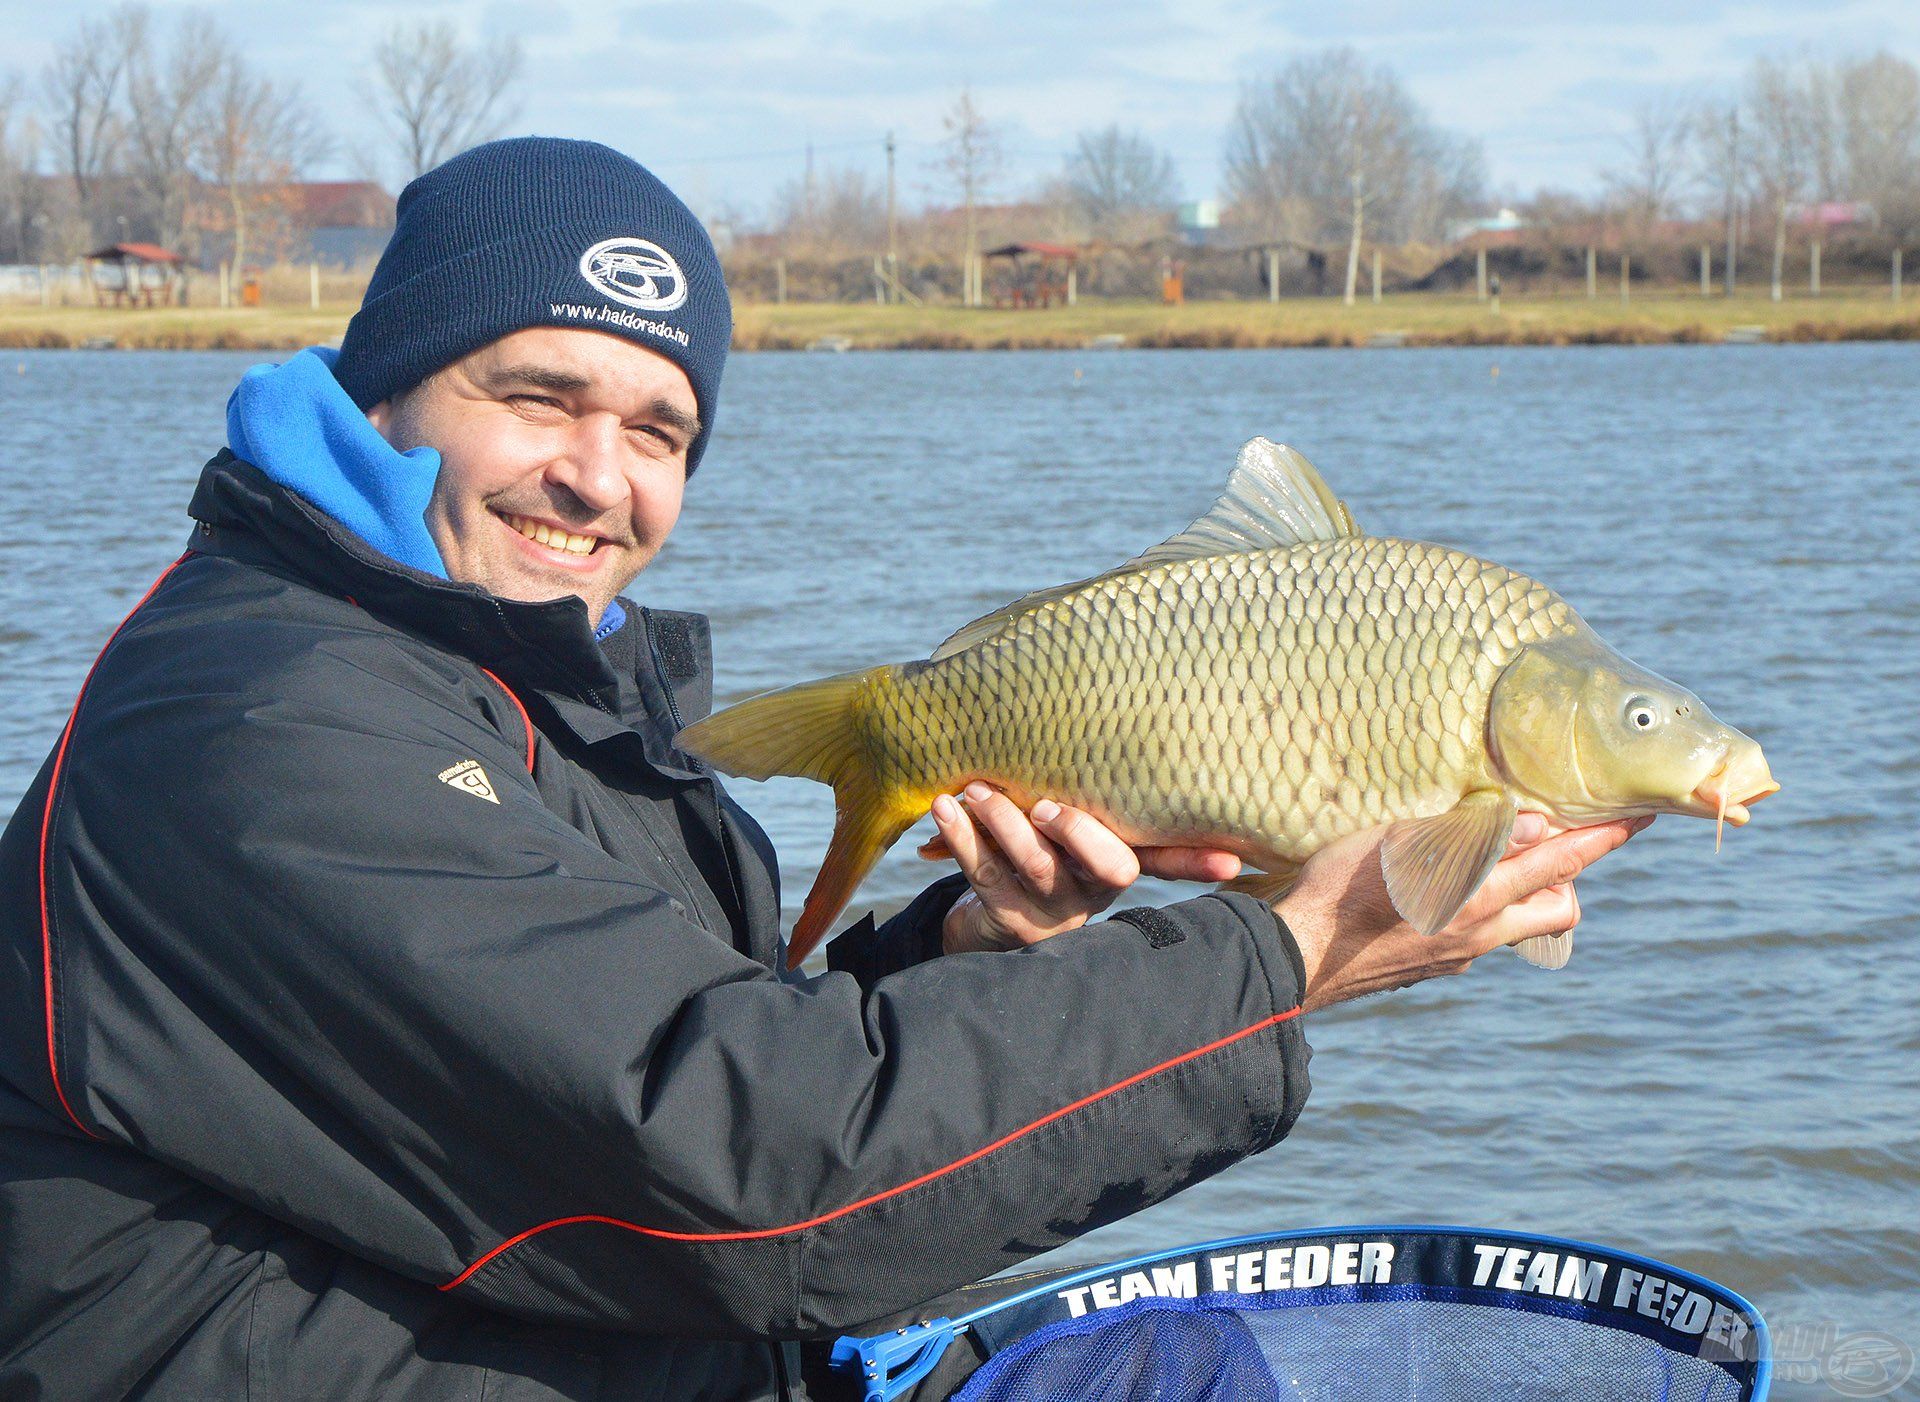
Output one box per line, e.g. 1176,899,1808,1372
335,137,730,472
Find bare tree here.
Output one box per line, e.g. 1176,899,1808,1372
368,22,523,181
1225,48,1482,303
124,12,223,252
772,164,885,254
40,4,143,233
936,87,999,304
1746,57,1817,301
1062,125,1177,240
1602,97,1694,231
1836,51,1920,240
1695,101,1747,292
197,53,329,274
1801,62,1844,207
0,73,50,261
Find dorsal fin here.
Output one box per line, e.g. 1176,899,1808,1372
1115,437,1360,571
929,439,1360,662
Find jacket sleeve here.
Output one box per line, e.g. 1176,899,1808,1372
826,873,971,987
46,632,1311,1340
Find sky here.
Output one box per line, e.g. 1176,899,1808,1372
8,0,1920,224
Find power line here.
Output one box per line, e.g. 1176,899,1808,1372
659,137,882,168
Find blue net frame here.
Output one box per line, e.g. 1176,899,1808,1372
831,1225,1772,1402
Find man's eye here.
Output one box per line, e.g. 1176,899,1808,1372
511,394,563,411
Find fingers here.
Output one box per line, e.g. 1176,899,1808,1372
1029,800,1141,890
1137,846,1243,882
1505,811,1549,856
956,783,1070,897
931,792,997,889
1468,881,1580,958
1463,816,1647,926
926,787,1242,894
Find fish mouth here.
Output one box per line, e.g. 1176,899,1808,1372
1688,750,1780,851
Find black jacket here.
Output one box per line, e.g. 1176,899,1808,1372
0,454,1312,1400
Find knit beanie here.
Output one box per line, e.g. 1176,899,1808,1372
335,137,729,472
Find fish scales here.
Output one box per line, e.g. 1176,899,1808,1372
862,537,1575,867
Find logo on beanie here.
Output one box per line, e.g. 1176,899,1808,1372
578,237,688,312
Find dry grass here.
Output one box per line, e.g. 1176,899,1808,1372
0,303,358,350
2,289,1914,353
732,291,1920,350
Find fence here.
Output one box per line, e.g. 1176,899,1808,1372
0,262,374,308
0,264,94,305
722,236,1914,306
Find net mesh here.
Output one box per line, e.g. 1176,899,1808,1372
954,1290,1749,1402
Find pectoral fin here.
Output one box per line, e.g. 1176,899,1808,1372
1379,791,1517,936
1513,931,1573,969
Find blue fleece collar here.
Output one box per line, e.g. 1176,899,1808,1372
226,346,447,578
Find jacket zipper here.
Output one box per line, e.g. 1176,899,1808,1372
641,607,749,939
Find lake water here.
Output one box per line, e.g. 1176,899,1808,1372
2,343,1915,1397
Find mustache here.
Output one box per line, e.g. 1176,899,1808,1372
486,490,634,545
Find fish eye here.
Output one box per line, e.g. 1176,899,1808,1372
1625,697,1660,731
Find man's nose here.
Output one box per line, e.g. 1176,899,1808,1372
547,414,631,514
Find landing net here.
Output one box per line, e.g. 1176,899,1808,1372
831,1225,1770,1401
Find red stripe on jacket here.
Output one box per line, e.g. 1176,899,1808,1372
477,667,535,773
441,1004,1301,1290
39,555,193,1138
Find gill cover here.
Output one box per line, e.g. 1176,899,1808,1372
1487,630,1751,827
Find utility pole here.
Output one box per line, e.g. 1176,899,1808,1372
964,168,977,307
1723,107,1740,296
1343,172,1363,307
885,131,898,305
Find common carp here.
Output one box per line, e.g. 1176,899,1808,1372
680,439,1777,969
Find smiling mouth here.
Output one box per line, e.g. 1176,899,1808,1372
500,512,603,557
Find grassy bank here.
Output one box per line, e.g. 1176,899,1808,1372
3,290,1915,353
732,291,1920,349
0,303,360,351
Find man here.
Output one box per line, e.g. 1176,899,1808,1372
0,138,1638,1400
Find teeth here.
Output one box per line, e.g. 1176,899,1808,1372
505,514,597,555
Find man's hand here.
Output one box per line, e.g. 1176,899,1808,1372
1277,812,1653,1012
928,783,1242,955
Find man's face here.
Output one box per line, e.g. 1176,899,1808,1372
366,327,700,625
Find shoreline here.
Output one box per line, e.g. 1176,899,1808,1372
2,294,1915,352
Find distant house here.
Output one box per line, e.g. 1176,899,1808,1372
189,179,396,270
1792,200,1876,231
283,182,396,268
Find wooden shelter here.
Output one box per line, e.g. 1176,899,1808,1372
85,243,186,308
983,241,1078,309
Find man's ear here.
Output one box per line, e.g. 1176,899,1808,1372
364,399,394,439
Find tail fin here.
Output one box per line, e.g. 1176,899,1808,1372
678,669,923,969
